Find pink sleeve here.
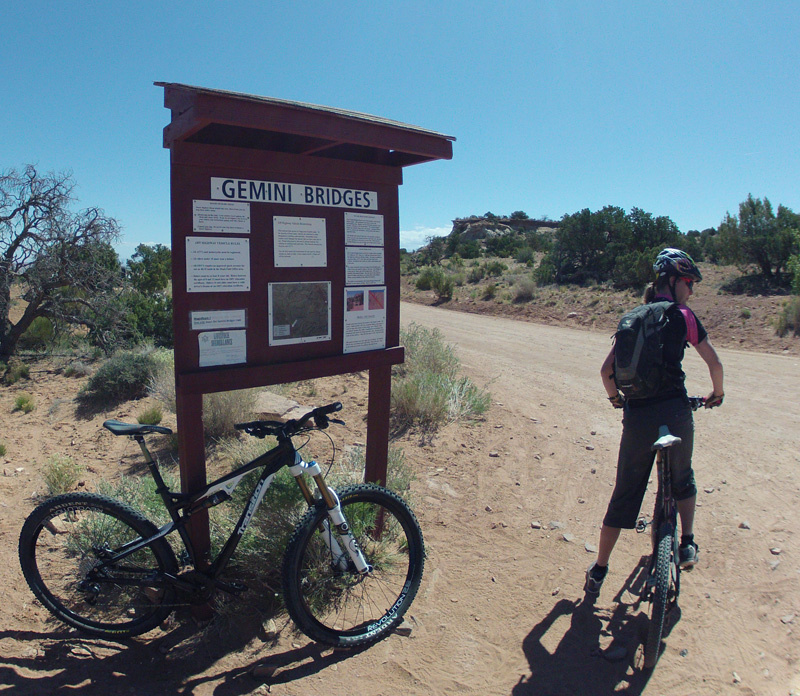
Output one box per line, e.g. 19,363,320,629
677,305,699,346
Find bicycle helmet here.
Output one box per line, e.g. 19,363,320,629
653,248,702,282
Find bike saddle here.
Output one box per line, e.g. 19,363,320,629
103,420,173,436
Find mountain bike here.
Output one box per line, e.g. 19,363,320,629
637,396,705,668
18,402,424,648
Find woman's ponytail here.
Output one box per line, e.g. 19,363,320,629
643,283,657,304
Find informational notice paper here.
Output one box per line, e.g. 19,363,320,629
186,237,250,292
268,281,332,346
273,216,327,267
198,329,246,367
343,286,386,354
344,212,384,247
345,246,385,286
190,309,247,331
192,200,251,234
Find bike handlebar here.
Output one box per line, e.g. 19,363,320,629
235,401,343,440
687,396,705,411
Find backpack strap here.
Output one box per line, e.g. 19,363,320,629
676,304,699,346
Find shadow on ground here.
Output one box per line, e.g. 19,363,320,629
0,608,364,695
512,556,682,696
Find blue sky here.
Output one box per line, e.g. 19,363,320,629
2,1,798,255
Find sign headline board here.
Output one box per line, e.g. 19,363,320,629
211,177,378,210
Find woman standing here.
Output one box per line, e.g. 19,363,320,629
585,248,724,594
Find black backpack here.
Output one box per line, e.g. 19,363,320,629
613,301,674,399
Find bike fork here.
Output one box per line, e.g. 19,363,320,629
289,453,371,574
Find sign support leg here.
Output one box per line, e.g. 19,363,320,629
365,365,392,485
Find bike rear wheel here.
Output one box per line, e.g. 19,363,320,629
19,492,178,638
644,525,675,668
282,483,425,648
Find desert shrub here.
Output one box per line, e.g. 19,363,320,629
484,260,508,277
775,297,800,336
393,323,490,431
79,350,157,407
4,360,30,385
13,393,35,413
431,272,455,301
415,266,439,291
516,247,536,265
740,308,752,320
137,405,163,425
341,445,415,493
42,453,83,496
483,283,497,300
468,265,486,283
514,278,537,303
0,443,6,457
448,253,464,269
18,317,55,351
63,360,91,378
202,388,261,440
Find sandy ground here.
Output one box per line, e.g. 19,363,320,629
1,301,799,695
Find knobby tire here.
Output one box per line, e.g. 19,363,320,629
282,483,424,648
644,526,674,668
19,492,178,638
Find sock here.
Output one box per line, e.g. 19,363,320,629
680,534,694,547
591,563,608,580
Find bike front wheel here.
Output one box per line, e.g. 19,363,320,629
19,492,178,638
644,525,675,668
282,483,425,648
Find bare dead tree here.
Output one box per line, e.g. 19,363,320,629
1,164,121,362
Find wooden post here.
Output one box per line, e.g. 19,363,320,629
365,364,392,485
175,388,211,569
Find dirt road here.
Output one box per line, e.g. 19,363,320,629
2,302,798,695
398,302,800,696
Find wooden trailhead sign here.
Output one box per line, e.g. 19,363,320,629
158,82,454,564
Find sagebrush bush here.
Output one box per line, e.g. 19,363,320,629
415,266,438,291
63,361,91,378
775,297,800,337
42,453,83,496
137,405,163,425
202,388,261,440
13,393,35,413
432,272,455,301
80,350,157,406
4,360,30,385
148,351,260,440
393,323,490,431
514,278,537,302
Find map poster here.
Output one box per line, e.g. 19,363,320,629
268,281,332,346
343,286,386,354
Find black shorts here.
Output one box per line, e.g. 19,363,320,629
603,396,696,529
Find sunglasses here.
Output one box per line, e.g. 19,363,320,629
680,278,694,290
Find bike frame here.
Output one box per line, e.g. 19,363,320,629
89,429,368,589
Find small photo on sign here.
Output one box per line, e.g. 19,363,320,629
368,289,385,310
346,290,365,311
